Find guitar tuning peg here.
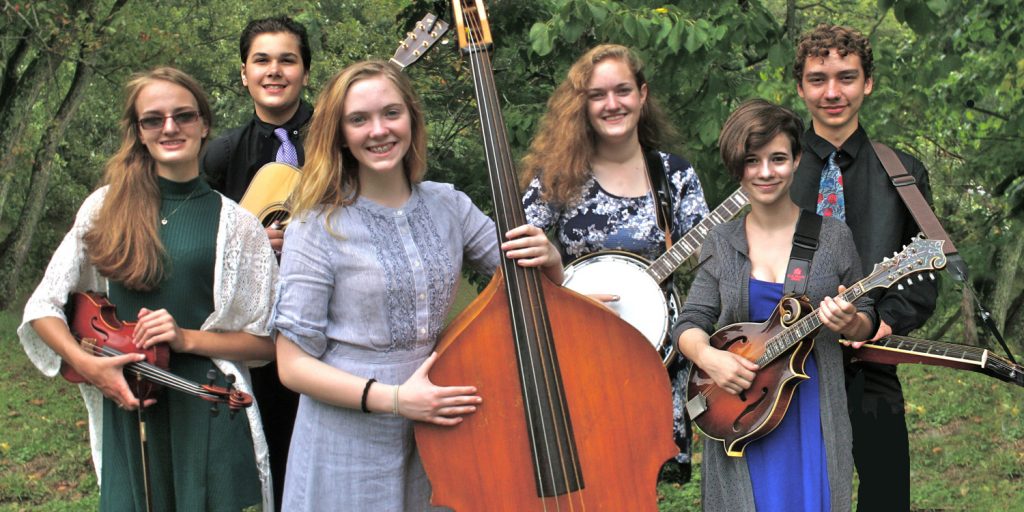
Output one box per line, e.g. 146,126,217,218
929,273,935,281
897,284,905,291
917,274,924,282
906,278,914,286
206,368,217,386
210,403,220,417
226,373,236,386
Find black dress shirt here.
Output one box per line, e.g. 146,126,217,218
791,125,938,336
201,100,313,201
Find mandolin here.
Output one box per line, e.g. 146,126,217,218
686,236,947,456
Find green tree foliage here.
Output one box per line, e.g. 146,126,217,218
1,0,1021,350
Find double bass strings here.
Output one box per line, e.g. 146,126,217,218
459,3,584,508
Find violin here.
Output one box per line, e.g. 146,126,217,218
59,291,252,414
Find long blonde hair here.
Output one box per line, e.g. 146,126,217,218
83,67,213,291
290,60,427,221
519,44,675,205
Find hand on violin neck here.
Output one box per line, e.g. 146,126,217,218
78,350,154,410
133,307,189,353
397,351,481,426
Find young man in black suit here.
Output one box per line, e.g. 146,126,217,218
790,24,939,511
201,17,313,509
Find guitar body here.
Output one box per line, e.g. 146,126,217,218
238,162,302,227
686,295,818,457
416,272,677,511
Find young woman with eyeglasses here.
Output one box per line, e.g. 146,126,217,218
18,67,278,510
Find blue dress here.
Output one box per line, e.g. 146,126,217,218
744,279,831,511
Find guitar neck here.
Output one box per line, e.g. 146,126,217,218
847,335,1024,388
646,188,749,283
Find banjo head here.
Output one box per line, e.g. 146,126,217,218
563,252,670,355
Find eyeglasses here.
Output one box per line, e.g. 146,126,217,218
137,111,202,131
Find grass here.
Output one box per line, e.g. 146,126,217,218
3,296,1023,510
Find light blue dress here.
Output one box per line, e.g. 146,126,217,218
273,182,500,511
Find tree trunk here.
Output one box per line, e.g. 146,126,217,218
962,285,977,346
991,220,1023,332
0,31,65,180
0,57,93,308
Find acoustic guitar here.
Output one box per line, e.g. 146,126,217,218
238,14,450,226
686,236,947,456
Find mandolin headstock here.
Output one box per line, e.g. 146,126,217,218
861,235,946,293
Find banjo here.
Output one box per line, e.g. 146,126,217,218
563,188,748,365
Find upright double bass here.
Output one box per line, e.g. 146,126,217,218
413,2,676,510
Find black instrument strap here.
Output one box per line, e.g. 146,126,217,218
783,209,822,296
643,149,674,248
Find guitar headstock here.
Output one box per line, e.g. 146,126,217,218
389,13,450,70
862,235,947,292
452,0,493,54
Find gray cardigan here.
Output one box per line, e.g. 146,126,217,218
672,213,876,512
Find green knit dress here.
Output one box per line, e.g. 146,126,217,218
100,177,261,511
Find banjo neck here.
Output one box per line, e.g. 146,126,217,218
646,188,749,283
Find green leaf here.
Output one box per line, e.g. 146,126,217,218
684,23,706,53
587,0,608,23
529,22,553,56
624,15,638,39
655,18,673,45
563,20,585,42
667,22,684,53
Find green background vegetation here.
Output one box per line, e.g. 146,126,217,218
1,0,1022,509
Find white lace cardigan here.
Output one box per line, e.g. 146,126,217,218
17,186,278,510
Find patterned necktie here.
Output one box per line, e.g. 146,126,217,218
816,151,845,221
274,127,299,166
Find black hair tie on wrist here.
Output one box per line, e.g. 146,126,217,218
361,378,377,413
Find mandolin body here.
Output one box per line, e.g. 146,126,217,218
686,296,817,457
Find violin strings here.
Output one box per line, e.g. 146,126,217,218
92,345,223,401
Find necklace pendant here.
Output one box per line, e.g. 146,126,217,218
161,218,168,225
